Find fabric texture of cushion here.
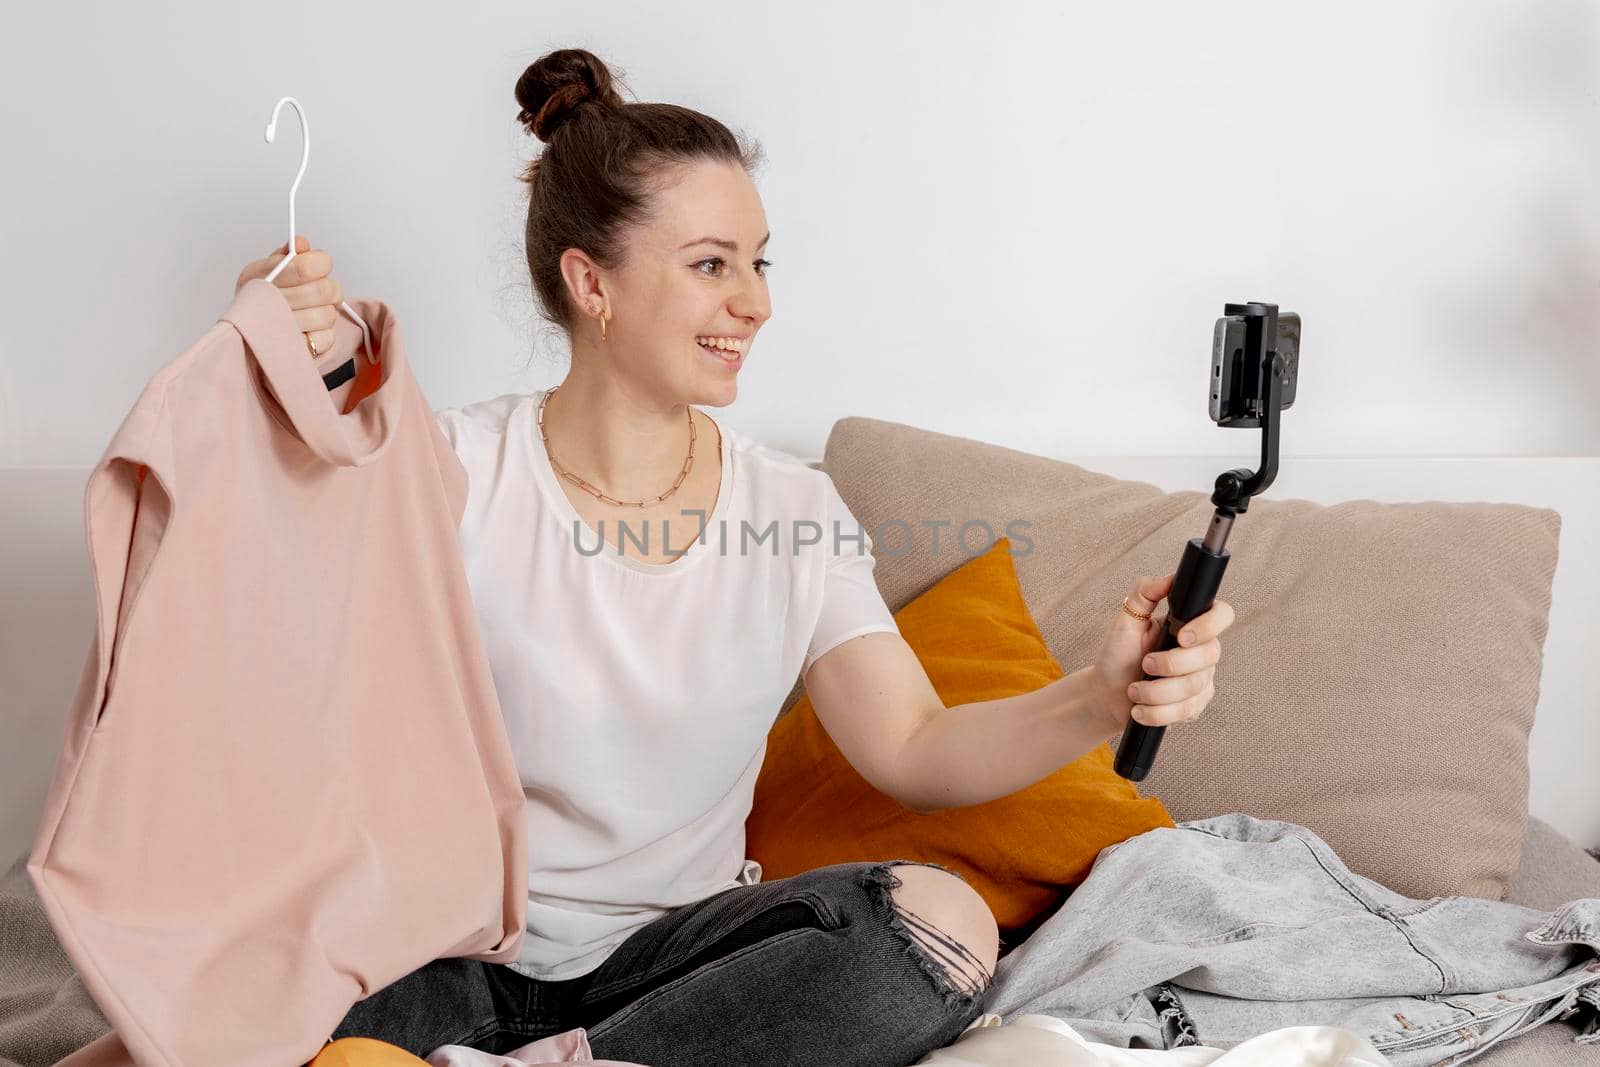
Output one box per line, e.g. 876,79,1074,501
803,415,1562,902
747,537,1176,946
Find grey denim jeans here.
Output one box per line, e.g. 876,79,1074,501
327,859,990,1066
983,813,1600,1065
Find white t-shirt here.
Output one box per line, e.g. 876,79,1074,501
432,390,901,981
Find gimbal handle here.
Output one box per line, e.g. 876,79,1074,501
1113,304,1285,781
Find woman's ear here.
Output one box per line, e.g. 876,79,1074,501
558,247,607,319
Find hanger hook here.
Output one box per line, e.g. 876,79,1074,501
263,97,309,284
254,96,378,367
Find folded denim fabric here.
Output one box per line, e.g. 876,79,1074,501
983,813,1600,1065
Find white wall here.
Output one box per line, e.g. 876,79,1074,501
1,1,1596,465
2,4,1598,858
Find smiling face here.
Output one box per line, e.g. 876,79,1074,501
559,159,773,406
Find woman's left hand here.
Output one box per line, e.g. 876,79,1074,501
1087,572,1235,737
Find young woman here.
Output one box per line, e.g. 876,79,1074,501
235,47,1233,1066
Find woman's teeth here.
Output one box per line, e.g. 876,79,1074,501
696,337,744,362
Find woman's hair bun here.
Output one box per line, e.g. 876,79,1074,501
515,48,624,142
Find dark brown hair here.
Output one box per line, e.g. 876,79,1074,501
513,48,766,343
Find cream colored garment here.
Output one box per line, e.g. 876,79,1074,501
914,1013,1394,1067
425,1027,644,1066
417,1011,1393,1066
31,280,527,1066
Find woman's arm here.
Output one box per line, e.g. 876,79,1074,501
803,580,1231,814
802,632,1120,814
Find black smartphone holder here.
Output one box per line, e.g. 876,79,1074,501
1113,301,1289,782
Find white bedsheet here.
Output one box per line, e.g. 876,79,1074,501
422,1011,1394,1066
913,1013,1394,1066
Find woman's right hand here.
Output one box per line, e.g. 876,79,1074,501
1086,572,1230,736
235,234,343,358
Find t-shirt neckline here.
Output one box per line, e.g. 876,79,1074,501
526,390,734,577
229,279,406,467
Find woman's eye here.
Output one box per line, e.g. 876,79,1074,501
697,257,772,277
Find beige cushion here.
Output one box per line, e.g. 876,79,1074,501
816,416,1562,903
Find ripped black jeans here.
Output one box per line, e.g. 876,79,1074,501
326,860,992,1066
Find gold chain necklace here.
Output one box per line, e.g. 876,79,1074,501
536,385,696,508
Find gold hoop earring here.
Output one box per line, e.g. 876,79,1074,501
600,310,608,343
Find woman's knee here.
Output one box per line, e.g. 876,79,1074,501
877,862,999,1003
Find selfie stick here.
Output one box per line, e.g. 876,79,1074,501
1113,302,1287,782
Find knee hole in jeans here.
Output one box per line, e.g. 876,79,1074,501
862,861,998,1010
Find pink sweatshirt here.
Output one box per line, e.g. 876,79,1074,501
30,279,528,1066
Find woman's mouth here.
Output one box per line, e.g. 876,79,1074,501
696,337,746,369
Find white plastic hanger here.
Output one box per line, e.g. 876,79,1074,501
260,96,377,371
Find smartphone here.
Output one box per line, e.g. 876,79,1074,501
1210,309,1299,428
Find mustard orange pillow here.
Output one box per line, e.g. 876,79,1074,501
308,1037,429,1065
746,537,1174,943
